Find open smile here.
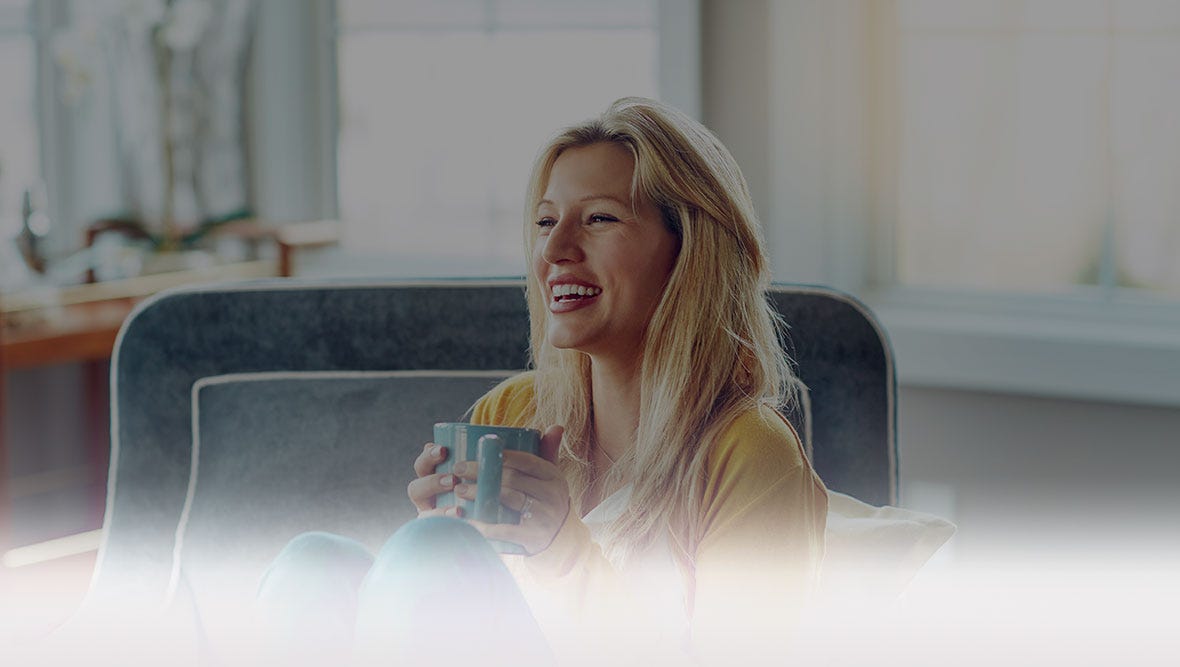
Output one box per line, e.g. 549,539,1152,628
552,283,602,301
549,282,602,313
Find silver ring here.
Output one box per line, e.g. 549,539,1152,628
520,495,534,521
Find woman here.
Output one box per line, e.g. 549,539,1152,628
407,97,828,662
259,97,825,666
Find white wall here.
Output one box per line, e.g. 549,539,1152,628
898,387,1180,563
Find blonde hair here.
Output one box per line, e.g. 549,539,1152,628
523,97,796,565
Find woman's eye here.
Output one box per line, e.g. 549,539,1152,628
535,217,556,228
588,214,617,224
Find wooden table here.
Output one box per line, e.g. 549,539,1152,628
2,259,279,366
2,299,135,369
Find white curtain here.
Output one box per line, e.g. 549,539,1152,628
99,0,257,238
894,0,1180,295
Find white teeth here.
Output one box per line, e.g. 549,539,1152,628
552,284,602,298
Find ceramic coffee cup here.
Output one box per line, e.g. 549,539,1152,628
433,423,542,554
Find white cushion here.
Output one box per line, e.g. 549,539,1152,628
822,491,956,600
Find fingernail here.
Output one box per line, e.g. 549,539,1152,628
432,445,443,458
454,462,467,476
440,475,454,488
448,506,464,518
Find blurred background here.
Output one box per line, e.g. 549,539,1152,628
1,0,1178,660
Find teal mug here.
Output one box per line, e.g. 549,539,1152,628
433,423,541,554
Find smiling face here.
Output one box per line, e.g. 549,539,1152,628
531,142,680,364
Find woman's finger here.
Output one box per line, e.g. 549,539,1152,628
406,473,457,511
413,442,448,478
452,483,532,514
500,467,562,504
502,487,531,513
539,425,564,464
452,460,480,482
501,450,560,481
416,505,464,519
453,470,559,510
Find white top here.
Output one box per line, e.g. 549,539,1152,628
507,484,693,664
581,484,688,639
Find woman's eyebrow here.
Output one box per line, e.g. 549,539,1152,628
538,194,629,207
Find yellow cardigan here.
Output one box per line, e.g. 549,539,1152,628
471,372,827,662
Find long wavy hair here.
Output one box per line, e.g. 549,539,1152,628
523,97,797,565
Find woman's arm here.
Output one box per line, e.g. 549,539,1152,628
687,407,828,661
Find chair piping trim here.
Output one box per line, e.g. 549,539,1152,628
127,277,529,323
798,383,814,461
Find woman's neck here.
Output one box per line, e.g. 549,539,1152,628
589,356,642,466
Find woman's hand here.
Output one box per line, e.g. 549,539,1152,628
406,442,464,518
457,426,569,555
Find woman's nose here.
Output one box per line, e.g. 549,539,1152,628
540,219,583,264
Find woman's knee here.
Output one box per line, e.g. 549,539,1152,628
258,531,374,594
377,517,488,559
364,517,508,599
356,519,551,664
277,531,372,562
254,533,375,660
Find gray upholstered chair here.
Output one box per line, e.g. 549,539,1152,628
80,278,896,652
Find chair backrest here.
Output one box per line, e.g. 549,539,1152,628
88,279,896,622
768,286,897,507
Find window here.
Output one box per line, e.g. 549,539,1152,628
760,0,1180,405
854,1,1180,406
885,0,1180,297
333,0,687,276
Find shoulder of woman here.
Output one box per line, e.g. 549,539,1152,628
470,371,537,426
705,404,809,477
698,404,827,537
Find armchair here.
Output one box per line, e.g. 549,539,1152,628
76,278,913,657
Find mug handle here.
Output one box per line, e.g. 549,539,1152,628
475,434,504,523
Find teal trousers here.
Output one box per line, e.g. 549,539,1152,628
256,517,554,665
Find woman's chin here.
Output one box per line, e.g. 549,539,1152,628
546,326,593,353
546,334,582,352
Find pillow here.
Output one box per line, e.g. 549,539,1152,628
173,370,515,657
821,490,956,601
